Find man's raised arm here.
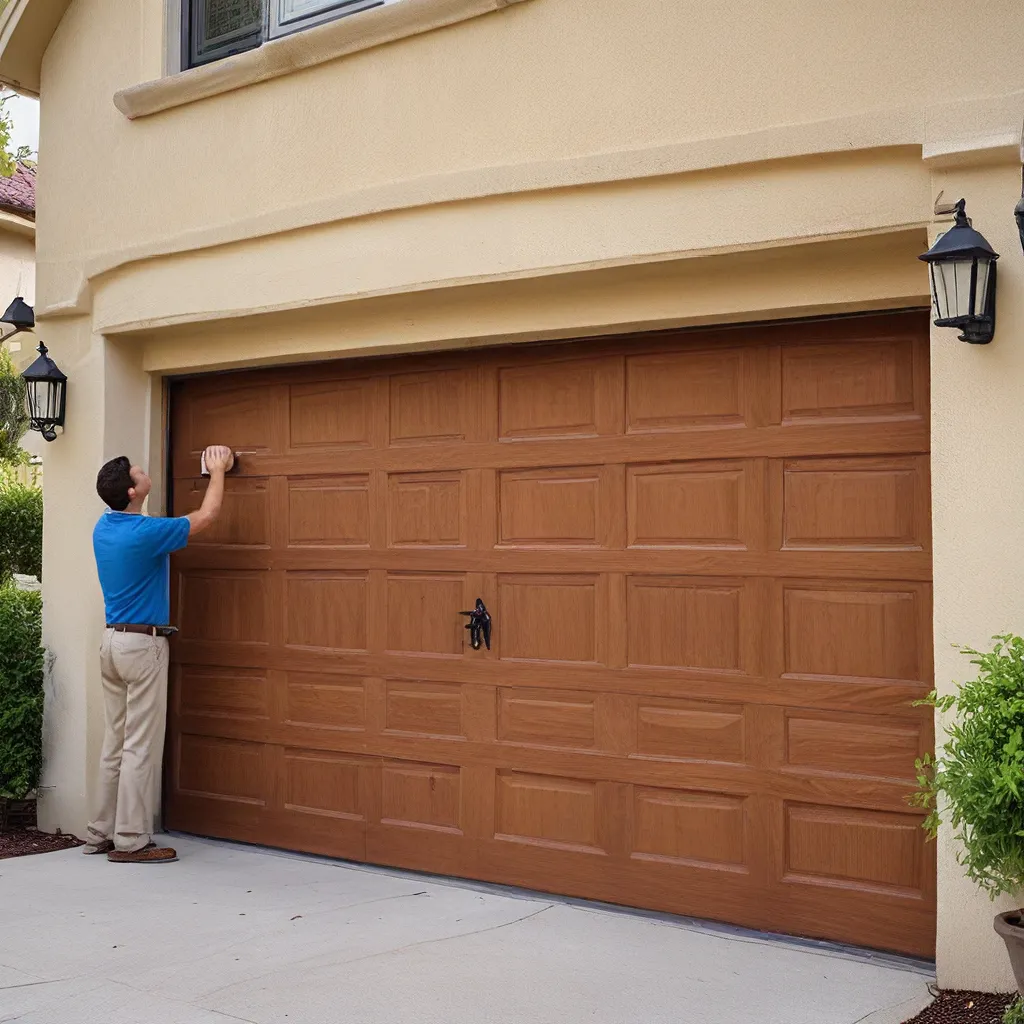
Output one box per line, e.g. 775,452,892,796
187,445,234,536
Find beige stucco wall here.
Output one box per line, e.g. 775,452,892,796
928,163,1024,992
0,225,32,308
18,0,1024,992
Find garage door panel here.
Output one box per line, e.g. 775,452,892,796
782,803,928,897
782,709,926,783
287,475,370,547
288,378,375,450
175,734,269,807
496,687,597,750
177,569,270,645
498,357,623,440
494,771,605,854
632,787,750,872
780,456,929,552
169,312,934,956
282,748,371,822
285,571,369,651
387,471,468,547
626,346,751,433
380,760,464,834
178,477,271,548
283,671,368,732
781,580,929,684
382,680,465,739
498,575,600,664
627,459,766,551
390,368,472,445
385,573,467,655
178,384,276,456
176,664,270,722
626,576,756,676
633,698,747,764
498,467,603,548
164,793,273,847
781,338,921,425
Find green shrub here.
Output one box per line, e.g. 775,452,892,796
1005,997,1024,1024
911,636,1024,899
0,470,42,580
0,581,44,799
0,347,28,463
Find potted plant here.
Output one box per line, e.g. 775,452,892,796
912,635,1024,996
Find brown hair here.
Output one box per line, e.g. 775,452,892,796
96,456,133,511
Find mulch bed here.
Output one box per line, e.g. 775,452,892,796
0,828,83,859
903,990,1019,1023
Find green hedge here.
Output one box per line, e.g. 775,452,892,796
0,472,42,581
0,582,44,799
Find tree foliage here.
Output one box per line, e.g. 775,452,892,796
0,90,33,177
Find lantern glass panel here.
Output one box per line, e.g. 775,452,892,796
975,258,994,318
26,380,39,420
27,379,55,423
932,258,975,322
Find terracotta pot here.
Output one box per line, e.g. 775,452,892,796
995,910,1024,994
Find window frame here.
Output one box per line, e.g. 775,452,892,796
269,0,384,40
181,0,389,70
182,0,265,70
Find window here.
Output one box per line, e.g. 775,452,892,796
183,0,387,68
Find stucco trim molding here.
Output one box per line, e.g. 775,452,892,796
0,207,34,238
921,132,1021,169
114,0,534,120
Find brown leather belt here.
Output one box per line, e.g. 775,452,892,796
107,623,176,637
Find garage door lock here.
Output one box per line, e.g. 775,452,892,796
460,599,491,651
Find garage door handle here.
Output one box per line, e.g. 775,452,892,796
460,599,491,651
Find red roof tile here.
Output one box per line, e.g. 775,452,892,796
0,162,35,219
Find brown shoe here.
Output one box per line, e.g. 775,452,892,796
83,840,114,855
107,844,178,864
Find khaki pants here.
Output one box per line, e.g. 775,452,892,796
86,629,170,853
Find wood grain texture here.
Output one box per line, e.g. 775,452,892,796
167,312,934,956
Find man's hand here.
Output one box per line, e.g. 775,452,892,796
188,445,233,538
204,445,234,475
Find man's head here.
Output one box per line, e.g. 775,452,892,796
96,457,152,511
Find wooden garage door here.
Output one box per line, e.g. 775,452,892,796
167,312,934,956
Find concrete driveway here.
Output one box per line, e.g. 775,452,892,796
0,834,933,1024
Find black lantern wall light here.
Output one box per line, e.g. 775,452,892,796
1016,121,1024,256
0,297,67,442
1016,164,1024,257
919,199,1000,345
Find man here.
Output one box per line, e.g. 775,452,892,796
83,446,234,863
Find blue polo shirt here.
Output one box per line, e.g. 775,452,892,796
93,511,191,625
